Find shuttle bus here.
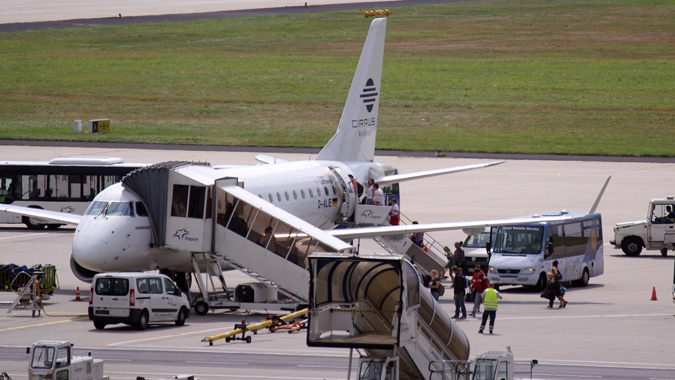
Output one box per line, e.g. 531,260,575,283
0,157,145,229
487,211,604,290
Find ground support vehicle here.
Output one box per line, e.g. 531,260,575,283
610,196,675,257
88,272,190,330
190,253,301,315
27,341,107,380
461,228,493,274
429,347,538,380
487,212,604,290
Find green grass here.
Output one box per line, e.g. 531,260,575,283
0,0,673,156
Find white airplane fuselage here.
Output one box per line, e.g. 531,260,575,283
70,159,393,279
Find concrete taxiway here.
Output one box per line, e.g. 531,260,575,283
0,145,675,380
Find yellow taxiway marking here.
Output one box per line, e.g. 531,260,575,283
0,316,88,332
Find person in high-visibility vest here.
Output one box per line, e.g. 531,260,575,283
478,282,502,334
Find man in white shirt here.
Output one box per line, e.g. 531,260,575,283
372,183,385,205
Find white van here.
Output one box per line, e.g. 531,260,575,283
88,272,190,330
461,228,492,274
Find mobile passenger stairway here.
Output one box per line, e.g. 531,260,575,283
307,254,470,380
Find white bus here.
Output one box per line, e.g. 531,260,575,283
487,211,604,290
0,157,145,229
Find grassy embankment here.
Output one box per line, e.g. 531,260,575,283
0,0,673,156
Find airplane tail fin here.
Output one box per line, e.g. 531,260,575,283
588,176,612,215
315,17,387,163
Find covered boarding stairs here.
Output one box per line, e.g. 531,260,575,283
307,255,470,380
122,162,354,303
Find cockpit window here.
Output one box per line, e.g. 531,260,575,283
107,202,134,216
136,202,148,216
84,201,108,216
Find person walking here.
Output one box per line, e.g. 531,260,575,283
429,269,441,301
453,241,465,271
470,264,488,317
452,267,467,319
551,260,567,308
478,282,502,334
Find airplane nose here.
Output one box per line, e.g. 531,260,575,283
72,234,112,271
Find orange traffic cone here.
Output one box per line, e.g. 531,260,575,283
650,286,658,301
75,286,81,301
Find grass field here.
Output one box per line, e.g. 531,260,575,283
0,0,673,156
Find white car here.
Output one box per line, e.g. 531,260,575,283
88,272,190,330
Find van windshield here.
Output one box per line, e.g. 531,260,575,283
95,278,129,296
464,232,490,248
493,226,544,254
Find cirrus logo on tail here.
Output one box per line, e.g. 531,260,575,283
360,78,378,112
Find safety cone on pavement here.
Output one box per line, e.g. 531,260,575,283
75,286,81,301
650,286,658,301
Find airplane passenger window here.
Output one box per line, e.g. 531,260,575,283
308,189,314,198
324,187,329,196
268,194,273,203
300,189,305,199
293,190,297,200
316,188,321,197
284,191,290,201
276,192,282,202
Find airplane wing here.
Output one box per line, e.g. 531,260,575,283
255,155,289,164
0,204,82,225
331,175,612,240
375,161,504,185
327,214,575,240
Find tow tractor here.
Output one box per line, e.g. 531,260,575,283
610,196,675,256
25,341,197,380
27,341,106,380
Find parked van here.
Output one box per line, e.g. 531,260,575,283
461,228,493,274
89,272,190,330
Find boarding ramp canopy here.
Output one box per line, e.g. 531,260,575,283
307,255,470,380
212,183,354,300
123,162,355,301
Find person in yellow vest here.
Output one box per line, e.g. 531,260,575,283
478,282,502,334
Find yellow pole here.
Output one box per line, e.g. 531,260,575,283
202,308,307,344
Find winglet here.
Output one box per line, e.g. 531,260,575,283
315,17,387,163
588,176,611,215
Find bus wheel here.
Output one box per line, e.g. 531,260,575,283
23,216,45,230
573,268,590,287
621,237,642,257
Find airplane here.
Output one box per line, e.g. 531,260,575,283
0,18,605,297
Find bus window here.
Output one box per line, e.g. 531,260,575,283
494,226,543,254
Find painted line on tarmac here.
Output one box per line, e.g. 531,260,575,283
0,232,53,241
500,312,674,320
542,358,675,370
0,316,88,332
